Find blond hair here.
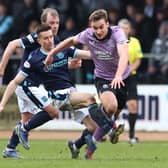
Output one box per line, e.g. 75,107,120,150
118,18,131,27
40,8,59,23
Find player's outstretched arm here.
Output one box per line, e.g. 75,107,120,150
45,36,78,67
0,72,25,112
0,39,21,76
111,43,128,89
68,50,91,69
76,49,91,60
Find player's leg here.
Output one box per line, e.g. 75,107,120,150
127,75,139,144
127,99,139,144
15,85,60,149
2,86,35,158
71,107,98,160
2,112,33,158
67,88,116,159
95,77,127,144
69,90,96,110
70,105,116,159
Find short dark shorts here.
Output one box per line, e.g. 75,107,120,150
127,74,138,100
94,77,129,110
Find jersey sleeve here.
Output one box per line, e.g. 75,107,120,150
20,54,35,77
134,38,143,59
66,47,77,58
112,26,128,44
76,29,89,44
20,33,38,49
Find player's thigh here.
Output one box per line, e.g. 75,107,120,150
69,91,95,106
16,91,42,115
100,91,118,109
16,85,51,114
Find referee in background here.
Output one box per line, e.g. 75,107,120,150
118,18,144,144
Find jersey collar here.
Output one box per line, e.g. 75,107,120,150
93,27,111,41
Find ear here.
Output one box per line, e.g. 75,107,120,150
37,37,41,45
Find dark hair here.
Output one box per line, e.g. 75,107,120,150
89,9,108,23
36,24,51,35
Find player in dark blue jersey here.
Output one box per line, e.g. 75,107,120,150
0,8,62,158
0,24,100,159
0,8,83,158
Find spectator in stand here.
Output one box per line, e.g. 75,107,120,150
12,0,38,37
0,1,14,48
155,8,165,29
143,0,156,19
125,3,137,24
148,21,168,83
28,20,40,33
134,9,156,52
60,17,78,40
0,1,14,86
162,0,168,19
107,8,119,26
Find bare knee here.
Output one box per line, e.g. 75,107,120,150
127,100,137,113
104,102,118,115
86,95,96,105
44,105,60,118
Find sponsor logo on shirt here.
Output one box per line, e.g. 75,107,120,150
94,50,113,60
44,59,68,72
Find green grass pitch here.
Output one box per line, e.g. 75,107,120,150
0,139,168,168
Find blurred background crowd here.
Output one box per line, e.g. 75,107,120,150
0,0,168,84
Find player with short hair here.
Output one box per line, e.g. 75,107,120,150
0,8,61,158
45,9,130,159
0,8,98,159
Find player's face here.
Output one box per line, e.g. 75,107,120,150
44,13,60,35
119,24,130,37
38,30,54,51
90,19,109,40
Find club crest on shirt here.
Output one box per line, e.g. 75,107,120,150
57,52,64,59
89,40,95,46
102,84,109,89
26,34,35,43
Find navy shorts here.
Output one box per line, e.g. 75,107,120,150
94,77,129,110
127,74,138,100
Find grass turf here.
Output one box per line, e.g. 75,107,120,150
0,139,168,168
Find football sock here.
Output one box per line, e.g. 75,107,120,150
89,104,114,132
7,122,21,149
128,113,137,138
75,129,92,149
24,111,52,131
93,126,105,141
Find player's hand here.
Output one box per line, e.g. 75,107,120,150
68,58,82,69
45,53,54,68
110,76,125,89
